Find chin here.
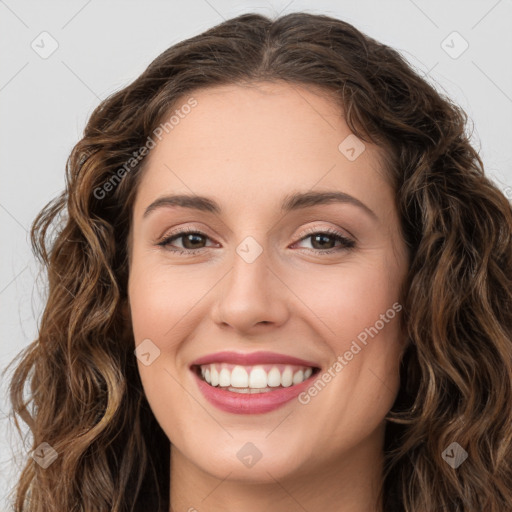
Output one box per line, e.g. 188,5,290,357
177,434,311,483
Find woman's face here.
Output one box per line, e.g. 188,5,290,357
127,81,409,484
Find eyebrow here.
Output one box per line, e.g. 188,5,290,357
143,190,377,220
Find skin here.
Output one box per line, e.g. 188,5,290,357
127,81,409,512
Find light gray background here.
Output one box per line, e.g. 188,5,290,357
1,0,511,509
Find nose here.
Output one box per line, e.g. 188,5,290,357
212,243,290,333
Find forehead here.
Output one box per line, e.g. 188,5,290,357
133,81,391,217
150,81,359,163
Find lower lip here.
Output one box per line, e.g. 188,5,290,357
192,369,317,414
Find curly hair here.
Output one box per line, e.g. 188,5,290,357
3,11,512,512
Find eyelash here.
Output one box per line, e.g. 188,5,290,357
156,226,355,256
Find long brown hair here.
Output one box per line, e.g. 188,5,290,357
4,12,512,512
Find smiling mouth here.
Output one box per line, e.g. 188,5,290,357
192,363,321,393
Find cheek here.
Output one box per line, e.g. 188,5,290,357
128,262,197,439
128,257,212,341
284,258,402,341
286,261,403,432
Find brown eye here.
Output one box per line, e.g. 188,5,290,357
177,233,207,249
157,229,215,254
294,228,356,254
309,233,337,250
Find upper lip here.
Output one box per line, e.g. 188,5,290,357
191,351,320,368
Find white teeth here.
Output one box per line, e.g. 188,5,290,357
292,370,304,385
198,363,316,389
210,366,219,386
219,368,231,387
228,386,249,393
249,367,268,388
267,367,281,387
231,366,249,388
227,387,274,394
281,367,293,387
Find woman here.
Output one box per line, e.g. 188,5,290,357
4,11,512,512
